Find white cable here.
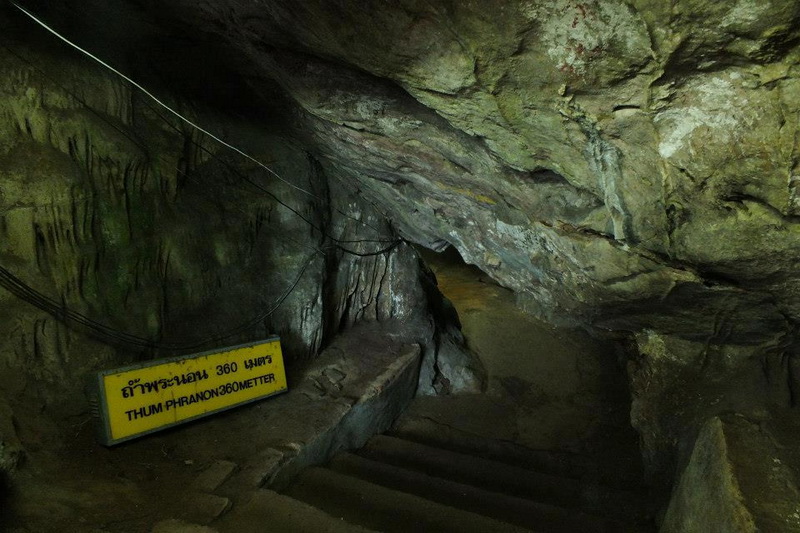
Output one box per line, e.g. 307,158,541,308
11,1,315,197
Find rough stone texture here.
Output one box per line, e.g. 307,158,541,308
662,414,800,533
5,0,800,487
0,25,330,403
660,417,758,533
6,322,424,531
178,492,232,525
193,460,237,493
416,260,487,396
0,397,22,473
99,0,800,479
725,414,800,533
628,331,776,479
215,489,378,533
266,328,422,489
0,6,480,481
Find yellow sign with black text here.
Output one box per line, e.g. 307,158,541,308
90,338,287,445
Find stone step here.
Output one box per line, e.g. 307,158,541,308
389,418,645,489
285,466,532,533
357,434,653,523
213,489,377,533
329,452,648,533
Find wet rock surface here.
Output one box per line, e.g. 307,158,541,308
0,12,482,529
409,249,644,481
2,0,800,527
25,0,796,477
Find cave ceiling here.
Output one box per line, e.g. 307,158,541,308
7,0,800,348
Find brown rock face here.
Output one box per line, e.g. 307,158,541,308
0,3,482,477
2,0,800,478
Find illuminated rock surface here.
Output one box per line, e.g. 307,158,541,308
1,1,800,531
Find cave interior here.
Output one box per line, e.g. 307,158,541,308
1,1,800,532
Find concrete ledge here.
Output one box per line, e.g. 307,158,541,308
199,322,422,522
263,336,422,489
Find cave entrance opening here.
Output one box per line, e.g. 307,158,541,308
413,245,643,473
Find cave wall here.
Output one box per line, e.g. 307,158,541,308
107,0,800,480
3,0,800,483
0,11,480,474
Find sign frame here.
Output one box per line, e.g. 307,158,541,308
88,336,287,446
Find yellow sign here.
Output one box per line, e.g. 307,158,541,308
90,338,287,445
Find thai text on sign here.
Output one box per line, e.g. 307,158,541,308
90,337,287,445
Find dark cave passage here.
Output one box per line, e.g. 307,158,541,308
3,0,800,531
249,248,657,533
416,245,642,466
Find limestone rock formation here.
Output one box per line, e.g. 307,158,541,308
2,0,800,488
0,9,480,475
662,414,800,532
116,0,800,477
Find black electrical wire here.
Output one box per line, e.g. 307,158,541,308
9,0,401,251
1,44,329,260
1,42,403,257
0,42,403,353
0,3,408,351
9,0,319,199
140,91,401,254
0,254,318,353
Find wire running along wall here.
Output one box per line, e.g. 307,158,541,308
0,2,404,354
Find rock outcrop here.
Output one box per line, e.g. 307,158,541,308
111,0,800,477
3,0,800,482
661,414,800,533
0,8,479,474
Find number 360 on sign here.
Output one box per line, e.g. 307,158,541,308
88,337,287,445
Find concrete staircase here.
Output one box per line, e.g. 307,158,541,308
218,426,656,533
